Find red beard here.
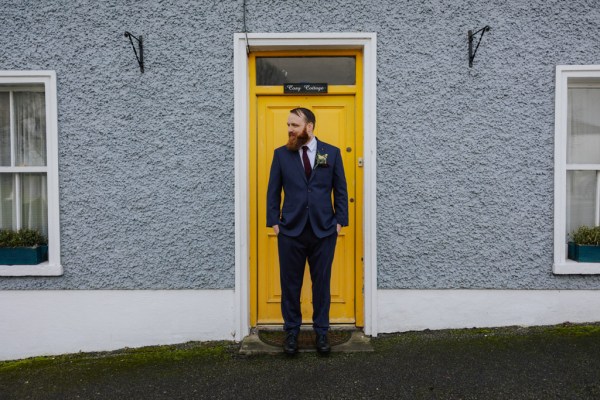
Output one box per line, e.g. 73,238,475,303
286,126,310,151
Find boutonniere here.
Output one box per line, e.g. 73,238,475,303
315,152,329,168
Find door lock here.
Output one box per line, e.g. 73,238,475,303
358,157,364,167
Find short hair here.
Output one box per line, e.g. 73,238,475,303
290,107,316,128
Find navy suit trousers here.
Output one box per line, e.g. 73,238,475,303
277,220,338,336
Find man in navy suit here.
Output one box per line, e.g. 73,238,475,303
267,107,348,355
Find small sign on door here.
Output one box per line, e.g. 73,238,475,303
283,83,328,94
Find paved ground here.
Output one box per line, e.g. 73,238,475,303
2,323,600,399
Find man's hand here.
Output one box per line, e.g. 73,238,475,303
273,225,280,236
337,224,342,234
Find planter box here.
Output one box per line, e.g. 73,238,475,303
568,242,600,263
0,245,48,265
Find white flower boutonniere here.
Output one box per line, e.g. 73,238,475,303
315,152,329,168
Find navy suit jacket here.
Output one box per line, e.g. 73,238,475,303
267,138,348,238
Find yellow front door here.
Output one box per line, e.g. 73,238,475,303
249,50,364,327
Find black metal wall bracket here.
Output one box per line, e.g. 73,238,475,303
468,26,490,67
243,0,250,55
124,31,144,73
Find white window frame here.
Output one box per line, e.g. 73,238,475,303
0,71,62,276
554,65,600,274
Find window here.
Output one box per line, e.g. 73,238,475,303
256,56,356,85
0,71,61,276
554,66,600,274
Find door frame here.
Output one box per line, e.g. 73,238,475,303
233,32,378,339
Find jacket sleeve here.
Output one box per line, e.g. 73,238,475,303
266,150,282,227
333,148,349,226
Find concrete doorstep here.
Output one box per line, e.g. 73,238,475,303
239,329,373,355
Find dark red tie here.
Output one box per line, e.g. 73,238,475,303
302,145,312,179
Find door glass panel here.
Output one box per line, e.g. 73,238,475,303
568,87,600,164
256,57,356,85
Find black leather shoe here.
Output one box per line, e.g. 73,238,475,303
283,332,298,355
315,333,331,354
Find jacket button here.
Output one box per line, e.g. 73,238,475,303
308,189,311,192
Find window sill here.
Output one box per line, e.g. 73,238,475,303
0,261,63,276
553,260,600,275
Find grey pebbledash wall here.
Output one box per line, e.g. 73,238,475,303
1,0,600,290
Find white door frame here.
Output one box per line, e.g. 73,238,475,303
233,32,378,339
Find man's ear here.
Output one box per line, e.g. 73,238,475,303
307,122,315,133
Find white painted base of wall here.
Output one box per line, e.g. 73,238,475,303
378,289,600,333
4,289,600,361
0,290,235,361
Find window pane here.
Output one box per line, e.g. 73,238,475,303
14,92,46,166
567,170,598,237
21,173,47,237
0,174,15,230
568,88,600,164
0,93,9,166
256,57,356,85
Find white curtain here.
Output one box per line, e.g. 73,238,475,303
0,93,9,166
0,174,47,236
0,174,14,231
21,174,47,237
568,88,600,164
2,92,49,236
14,92,46,167
567,170,597,236
0,93,11,230
567,87,600,236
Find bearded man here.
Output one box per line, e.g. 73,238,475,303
266,107,348,355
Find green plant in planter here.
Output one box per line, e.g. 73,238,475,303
0,229,48,265
0,229,47,248
571,225,600,246
569,225,600,262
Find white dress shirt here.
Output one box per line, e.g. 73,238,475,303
298,136,317,170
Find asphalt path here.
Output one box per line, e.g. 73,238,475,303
2,323,600,399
